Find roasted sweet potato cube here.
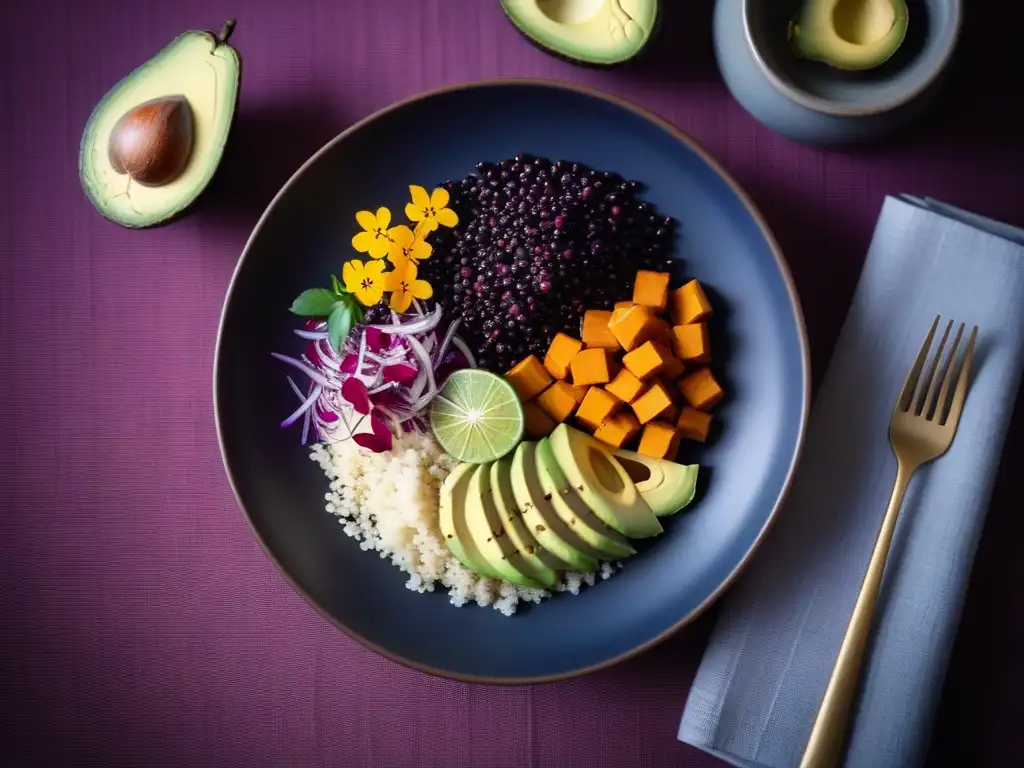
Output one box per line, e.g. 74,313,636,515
575,387,623,431
544,332,584,380
678,368,724,411
569,348,616,386
505,355,552,401
608,305,657,352
581,310,620,350
535,381,581,423
638,420,682,461
523,401,556,439
670,279,713,325
671,322,710,364
632,270,671,311
631,380,675,424
605,368,646,404
659,354,686,381
622,341,674,381
676,406,712,443
593,411,642,448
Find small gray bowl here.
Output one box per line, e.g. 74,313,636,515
713,0,963,145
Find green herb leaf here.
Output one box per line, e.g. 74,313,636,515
349,297,365,324
328,302,355,352
290,288,339,317
330,274,345,297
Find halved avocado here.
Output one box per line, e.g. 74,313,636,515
611,448,699,517
500,0,660,66
461,460,548,588
548,424,662,538
536,438,636,559
510,442,599,573
789,0,909,71
79,20,241,228
439,463,499,578
490,457,568,583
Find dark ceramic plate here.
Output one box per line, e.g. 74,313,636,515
215,80,809,683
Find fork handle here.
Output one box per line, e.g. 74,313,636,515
800,459,916,768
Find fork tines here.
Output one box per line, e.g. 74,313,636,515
898,315,978,425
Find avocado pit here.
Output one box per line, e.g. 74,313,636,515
107,95,194,187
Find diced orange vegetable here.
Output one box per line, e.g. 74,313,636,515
632,270,671,311
638,420,682,461
505,355,552,401
581,310,620,350
575,387,623,431
569,348,616,386
670,279,713,325
661,402,680,425
543,332,584,380
593,411,642,448
605,369,646,404
671,322,710,364
568,384,590,405
535,381,581,424
622,341,674,381
614,301,634,311
631,379,675,424
649,316,675,349
523,401,556,439
676,407,712,443
607,304,657,352
659,355,686,381
678,368,724,411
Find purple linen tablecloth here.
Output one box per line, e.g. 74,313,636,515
1,1,1022,766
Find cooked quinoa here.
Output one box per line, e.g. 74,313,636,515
310,430,617,616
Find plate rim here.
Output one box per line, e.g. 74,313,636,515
213,77,812,685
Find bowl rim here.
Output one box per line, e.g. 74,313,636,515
741,0,964,117
212,77,812,685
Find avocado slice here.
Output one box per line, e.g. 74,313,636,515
548,424,662,539
610,448,699,517
79,20,241,228
789,0,909,71
460,460,548,589
490,457,568,584
500,0,660,67
510,442,599,573
536,438,636,559
439,463,500,578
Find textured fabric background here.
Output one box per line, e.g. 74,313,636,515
1,1,1021,767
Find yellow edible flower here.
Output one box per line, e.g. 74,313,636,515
342,258,388,306
405,185,458,234
351,207,393,259
387,224,433,266
384,257,433,313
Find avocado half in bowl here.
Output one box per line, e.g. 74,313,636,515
78,20,241,229
215,80,809,683
500,0,661,65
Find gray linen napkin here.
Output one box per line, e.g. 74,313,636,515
678,195,1024,768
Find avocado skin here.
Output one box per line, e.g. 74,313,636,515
78,21,242,229
499,0,662,68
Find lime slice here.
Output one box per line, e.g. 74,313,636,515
429,369,525,463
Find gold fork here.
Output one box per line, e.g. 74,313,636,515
800,315,979,768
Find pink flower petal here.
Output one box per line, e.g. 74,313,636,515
316,404,339,423
382,362,418,385
341,377,371,415
340,355,357,374
370,389,407,411
352,414,393,452
364,327,391,353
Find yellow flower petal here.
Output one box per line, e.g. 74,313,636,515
410,279,433,300
363,259,387,278
409,185,430,209
430,187,450,210
412,220,433,239
342,260,361,292
368,237,390,260
389,224,414,247
352,231,375,253
389,288,413,313
376,207,391,230
405,203,423,222
380,269,400,292
435,208,458,228
355,210,377,232
409,239,432,262
356,284,383,306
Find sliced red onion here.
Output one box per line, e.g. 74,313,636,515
370,305,443,336
450,336,477,369
434,319,461,364
271,353,335,389
281,384,323,428
301,405,312,445
411,298,425,316
295,328,329,340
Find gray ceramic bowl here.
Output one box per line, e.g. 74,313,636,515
713,0,962,145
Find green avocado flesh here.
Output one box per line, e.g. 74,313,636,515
79,23,241,228
548,424,662,539
439,464,497,577
789,0,908,71
536,438,636,559
500,0,659,66
510,442,599,573
611,448,698,517
462,459,548,588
